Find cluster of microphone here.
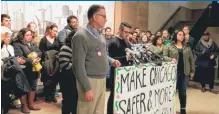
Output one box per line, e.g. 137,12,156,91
125,44,164,66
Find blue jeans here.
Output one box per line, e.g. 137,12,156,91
176,73,189,109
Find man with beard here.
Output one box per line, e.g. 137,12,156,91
107,22,132,114
58,15,78,46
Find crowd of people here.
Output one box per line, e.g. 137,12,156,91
1,4,218,114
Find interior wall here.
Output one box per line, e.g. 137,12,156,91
148,2,211,33
114,2,148,34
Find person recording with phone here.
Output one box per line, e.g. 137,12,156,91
107,22,132,114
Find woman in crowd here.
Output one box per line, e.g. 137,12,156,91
27,22,40,46
163,30,195,114
146,30,152,38
13,28,42,113
194,32,218,94
1,26,15,114
149,36,164,56
39,24,61,103
141,34,148,45
59,31,77,114
162,30,171,46
130,32,138,44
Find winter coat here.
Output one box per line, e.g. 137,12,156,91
194,39,218,68
163,43,195,76
58,25,76,46
1,56,31,92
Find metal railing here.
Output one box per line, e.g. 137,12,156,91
156,6,192,33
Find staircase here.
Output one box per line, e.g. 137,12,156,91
156,6,204,35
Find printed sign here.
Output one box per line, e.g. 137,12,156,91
113,62,177,114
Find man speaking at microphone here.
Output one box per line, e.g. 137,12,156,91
72,5,121,114
107,22,132,114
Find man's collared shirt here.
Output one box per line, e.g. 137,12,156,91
85,24,101,39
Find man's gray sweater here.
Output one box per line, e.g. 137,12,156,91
72,28,114,93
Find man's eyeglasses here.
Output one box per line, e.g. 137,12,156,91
123,31,130,34
96,13,107,19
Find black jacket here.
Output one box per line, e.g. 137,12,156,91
194,39,218,67
2,56,31,92
108,36,131,66
39,36,61,62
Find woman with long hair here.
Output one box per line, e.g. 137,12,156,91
13,28,42,113
27,22,40,46
149,36,164,56
163,30,195,114
39,24,61,103
141,34,148,45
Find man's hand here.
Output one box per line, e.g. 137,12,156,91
172,58,177,63
85,90,94,102
126,55,132,61
112,60,121,68
190,72,194,80
210,55,214,60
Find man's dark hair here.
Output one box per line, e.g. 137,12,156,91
134,27,140,30
67,15,78,24
87,4,105,20
1,14,10,22
105,27,111,31
119,22,132,31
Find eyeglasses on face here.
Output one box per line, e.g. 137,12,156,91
95,13,107,19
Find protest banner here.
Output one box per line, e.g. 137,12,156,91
113,62,177,114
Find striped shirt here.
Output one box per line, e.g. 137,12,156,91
59,45,72,71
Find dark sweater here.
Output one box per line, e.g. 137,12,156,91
72,28,114,92
39,36,61,62
108,36,131,66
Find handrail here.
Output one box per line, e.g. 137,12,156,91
156,6,190,33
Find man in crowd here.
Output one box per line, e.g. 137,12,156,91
1,14,11,29
1,14,17,40
107,22,132,114
72,4,121,114
58,15,78,46
105,27,113,47
183,25,195,49
134,27,141,43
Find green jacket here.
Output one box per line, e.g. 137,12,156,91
163,43,195,76
149,45,164,56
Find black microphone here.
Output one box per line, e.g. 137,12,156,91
136,47,151,63
142,45,164,60
125,48,141,65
